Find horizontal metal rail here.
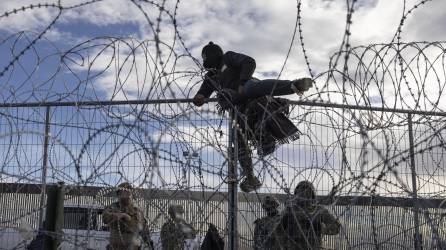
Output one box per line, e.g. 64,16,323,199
1,182,445,208
1,98,445,117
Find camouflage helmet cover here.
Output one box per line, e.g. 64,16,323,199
168,205,184,218
116,182,133,194
262,195,280,210
294,181,316,200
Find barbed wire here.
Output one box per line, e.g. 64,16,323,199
0,0,446,249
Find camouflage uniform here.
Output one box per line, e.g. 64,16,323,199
253,196,282,250
277,181,340,250
160,205,196,250
279,203,340,250
254,214,281,250
103,183,152,250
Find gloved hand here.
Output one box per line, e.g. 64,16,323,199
192,94,205,106
299,77,314,91
118,212,131,221
291,78,314,96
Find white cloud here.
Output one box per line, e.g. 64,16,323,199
0,0,60,33
61,0,142,26
2,0,446,105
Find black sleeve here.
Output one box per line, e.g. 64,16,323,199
196,72,217,98
224,51,256,84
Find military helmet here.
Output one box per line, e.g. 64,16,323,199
294,181,316,200
168,205,184,218
116,182,133,194
262,195,280,210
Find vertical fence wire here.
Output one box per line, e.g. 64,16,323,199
0,102,446,249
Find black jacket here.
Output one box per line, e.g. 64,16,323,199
198,51,300,154
197,51,256,98
245,97,300,145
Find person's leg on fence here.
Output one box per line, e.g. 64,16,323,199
243,78,313,99
237,131,261,192
237,131,253,177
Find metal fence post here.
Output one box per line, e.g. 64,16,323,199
39,106,51,228
43,182,65,250
408,113,422,250
228,110,238,250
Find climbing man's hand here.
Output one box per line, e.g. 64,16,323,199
192,94,205,106
300,77,314,91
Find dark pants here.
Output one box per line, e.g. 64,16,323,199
237,130,253,177
244,79,299,99
235,79,301,176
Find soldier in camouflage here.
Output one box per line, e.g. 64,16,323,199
253,195,281,250
160,205,196,250
277,181,341,250
103,182,153,250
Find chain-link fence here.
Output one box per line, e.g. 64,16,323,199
1,100,445,249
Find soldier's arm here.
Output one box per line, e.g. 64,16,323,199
253,220,261,250
279,207,291,231
142,217,151,235
103,205,128,224
320,208,341,235
140,211,153,246
102,206,115,224
190,223,197,238
160,223,171,250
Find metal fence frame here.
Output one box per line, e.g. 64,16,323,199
1,98,446,250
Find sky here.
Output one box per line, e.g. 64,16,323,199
0,0,446,106
0,0,445,197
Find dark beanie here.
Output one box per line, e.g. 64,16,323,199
202,41,223,69
202,41,223,58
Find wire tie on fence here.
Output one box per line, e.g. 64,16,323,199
225,177,238,184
